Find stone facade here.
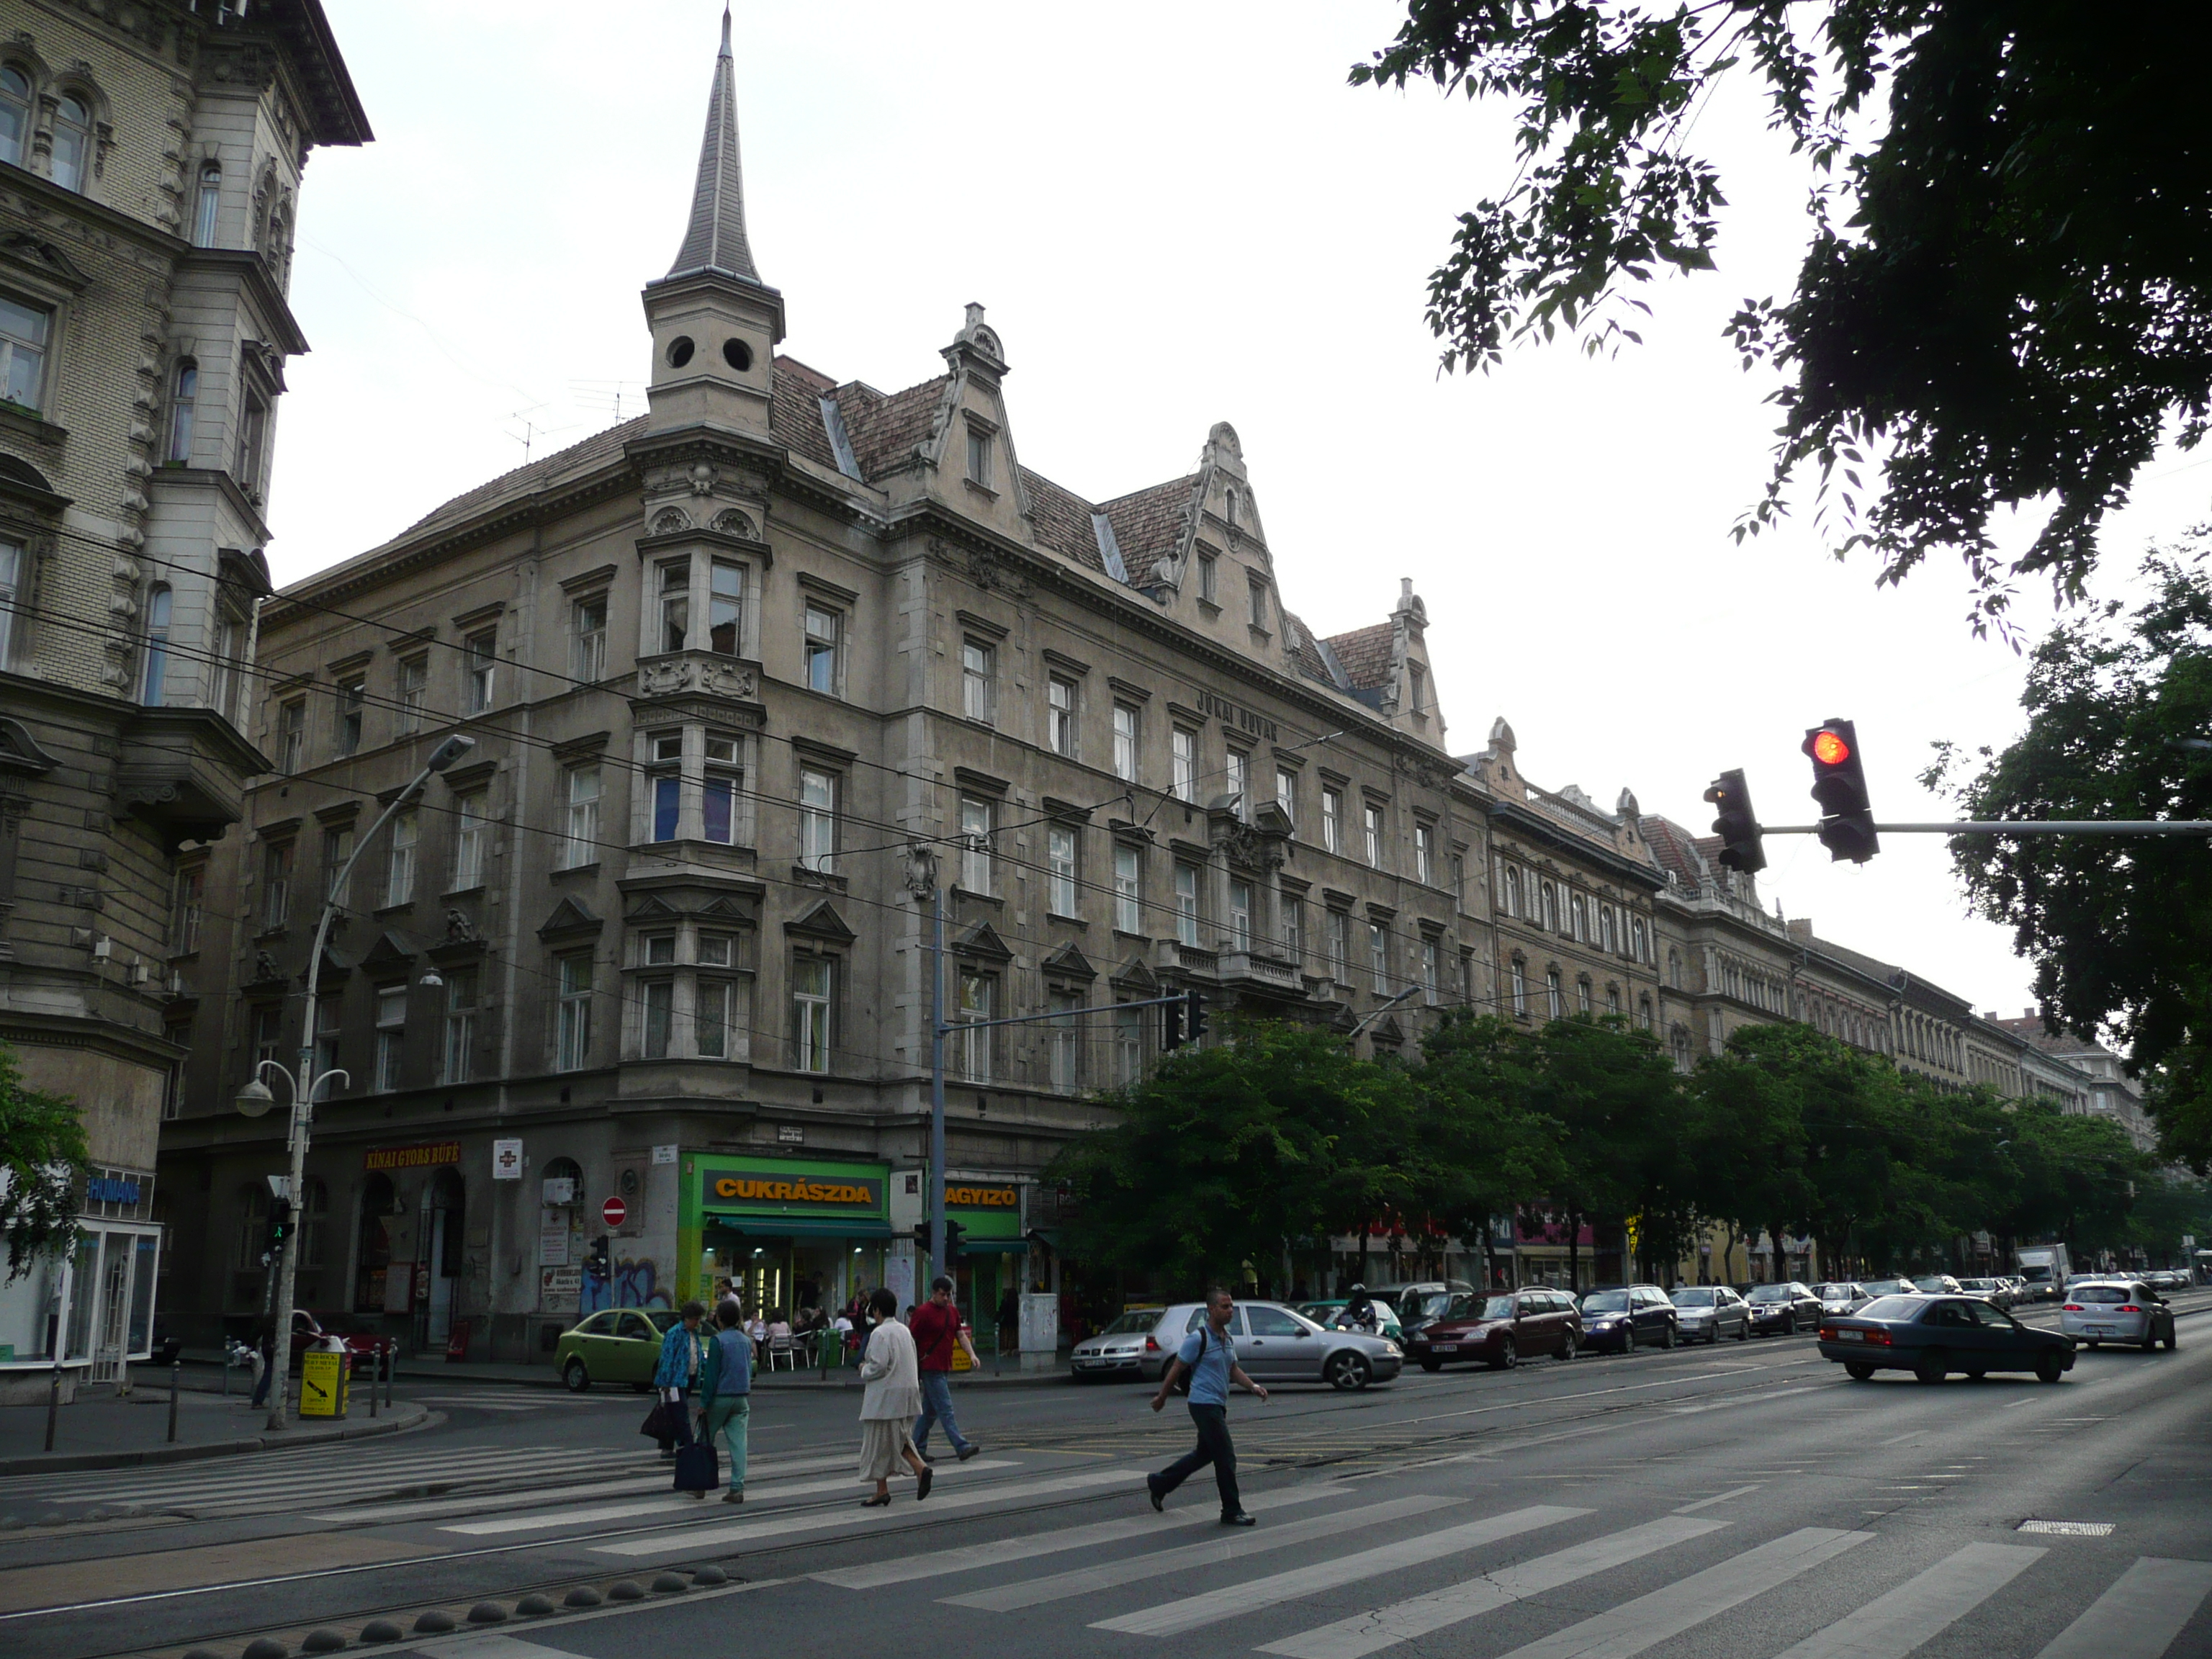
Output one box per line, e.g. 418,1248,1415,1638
0,0,364,1392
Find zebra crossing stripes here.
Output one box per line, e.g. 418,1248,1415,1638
318,1447,845,1524
2033,1558,2212,1659
1091,1504,1593,1638
1491,1527,1872,1659
1768,1542,2044,1659
438,1460,1025,1536
1248,1516,1727,1659
945,1496,1465,1612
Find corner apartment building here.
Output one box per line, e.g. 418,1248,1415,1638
0,0,364,1395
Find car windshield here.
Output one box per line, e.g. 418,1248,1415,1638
1911,1276,1951,1290
1671,1288,1716,1307
1857,1295,1925,1320
1861,1280,1912,1295
1404,1292,1455,1320
1748,1285,1792,1302
1810,1285,1851,1300
1473,1295,1515,1320
1581,1291,1629,1313
2071,1285,2129,1304
1099,1311,1159,1336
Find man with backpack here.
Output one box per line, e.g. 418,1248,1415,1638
1146,1286,1267,1526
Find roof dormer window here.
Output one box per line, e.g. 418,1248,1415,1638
965,421,992,488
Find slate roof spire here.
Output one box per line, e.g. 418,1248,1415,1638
666,5,760,284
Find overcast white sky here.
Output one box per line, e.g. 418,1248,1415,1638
280,2,2211,1023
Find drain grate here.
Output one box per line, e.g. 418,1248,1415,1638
2018,1519,2115,1536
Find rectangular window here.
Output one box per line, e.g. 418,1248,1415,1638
210,614,241,724
278,700,305,773
1172,727,1197,802
1228,878,1253,951
1174,862,1200,947
696,977,739,1060
1282,895,1303,962
1113,843,1142,933
956,970,994,1082
1112,703,1138,782
1049,989,1082,1093
1329,909,1351,979
652,774,681,842
791,956,832,1074
1047,675,1078,757
644,931,677,966
698,930,735,968
395,656,427,734
965,425,991,486
1275,768,1297,831
1321,788,1342,855
321,824,353,907
959,796,993,894
709,558,743,655
1047,824,1078,917
659,561,690,654
562,765,601,868
1415,822,1434,886
1226,750,1249,819
261,840,292,929
1369,922,1389,994
452,791,487,889
572,595,608,681
253,1005,284,1071
961,640,997,724
799,768,836,872
336,678,364,757
1422,940,1440,1005
643,979,674,1059
1364,804,1384,868
1112,1004,1143,1087
168,361,197,462
169,865,204,955
0,294,51,410
465,630,496,712
235,390,269,487
374,984,408,1092
1248,576,1268,629
385,809,418,905
556,954,593,1071
442,968,477,1084
804,603,840,693
703,732,739,845
1451,853,1465,907
0,539,19,666
1197,554,1218,605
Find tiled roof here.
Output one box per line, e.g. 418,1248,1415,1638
1279,610,1344,690
1098,476,1197,588
1021,467,1103,570
398,415,650,542
1989,1015,2103,1057
1639,815,1709,886
770,354,840,473
835,375,949,480
1322,623,1394,690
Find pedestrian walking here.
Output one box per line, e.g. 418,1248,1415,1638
652,1300,706,1460
856,1286,932,1506
911,1275,982,1462
1146,1286,1266,1527
248,1318,277,1408
697,1300,751,1504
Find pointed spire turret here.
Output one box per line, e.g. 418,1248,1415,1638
667,5,760,283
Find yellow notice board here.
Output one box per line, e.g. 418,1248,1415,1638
300,1349,349,1419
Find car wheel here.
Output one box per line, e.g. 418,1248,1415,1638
1557,1334,1576,1363
1735,1321,1749,1341
2086,1340,2100,1350
561,1357,592,1393
2036,1351,2065,1384
1326,1352,1370,1391
1619,1328,1635,1357
1782,1314,1797,1337
1913,1350,1948,1385
1706,1324,1719,1346
1964,1368,1987,1380
1659,1322,1676,1350
1419,1359,1442,1373
1844,1362,1876,1381
2164,1324,2180,1352
2142,1332,2160,1352
1491,1337,1517,1372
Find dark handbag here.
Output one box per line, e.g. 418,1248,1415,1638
639,1399,675,1442
673,1439,719,1493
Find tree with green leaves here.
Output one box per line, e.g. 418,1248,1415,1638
1403,1010,1567,1282
1928,552,2212,1171
1353,4,2212,629
0,1043,89,1281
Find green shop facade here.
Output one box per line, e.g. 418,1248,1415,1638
676,1154,1030,1346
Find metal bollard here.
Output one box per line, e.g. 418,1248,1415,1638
45,1362,60,1451
369,1349,379,1419
168,1361,181,1442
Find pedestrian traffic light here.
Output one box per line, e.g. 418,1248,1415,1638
1161,995,1183,1051
1702,769,1766,873
588,1236,610,1274
1802,717,1879,863
1184,990,1207,1043
912,1222,932,1253
944,1220,966,1260
265,1197,293,1255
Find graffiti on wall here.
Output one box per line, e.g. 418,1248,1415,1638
582,1255,670,1313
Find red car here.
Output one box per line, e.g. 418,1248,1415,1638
293,1310,396,1372
1406,1288,1584,1371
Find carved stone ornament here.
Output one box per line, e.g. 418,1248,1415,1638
638,657,756,700
252,950,282,984
965,545,1031,601
444,907,480,944
1217,819,1285,874
711,508,756,539
651,507,691,535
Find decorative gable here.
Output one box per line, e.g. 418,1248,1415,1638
1042,941,1098,981
537,896,603,941
953,920,1014,963
1110,954,1159,993
784,899,855,943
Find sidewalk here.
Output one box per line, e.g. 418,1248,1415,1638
0,1380,428,1477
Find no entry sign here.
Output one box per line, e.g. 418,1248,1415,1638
601,1196,627,1229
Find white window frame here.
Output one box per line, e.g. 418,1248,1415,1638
956,968,994,1082
561,765,601,869
1112,702,1138,782
804,601,840,694
556,953,593,1071
1048,989,1082,1093
1282,895,1304,961
261,839,291,929
1174,862,1201,947
799,768,837,873
385,809,418,906
1172,727,1197,802
1415,822,1434,886
441,968,477,1084
1228,878,1253,952
1321,788,1342,855
1047,674,1079,758
1369,922,1390,995
1047,823,1078,917
396,655,428,734
959,796,994,894
1364,803,1384,868
452,790,487,890
374,984,408,1092
961,640,997,724
1225,750,1249,820
465,629,496,712
791,955,834,1074
0,290,50,413
642,977,675,1060
1112,843,1142,933
1275,767,1297,832
571,594,608,681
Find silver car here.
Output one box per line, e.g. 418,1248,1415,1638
1069,1307,1167,1382
1956,1277,2011,1309
1668,1285,1750,1343
1810,1281,1876,1316
2059,1280,2178,1352
1136,1300,1403,1390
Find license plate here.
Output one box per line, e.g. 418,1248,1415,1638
2085,1326,2113,1335
1838,1329,1864,1342
1434,1344,1457,1353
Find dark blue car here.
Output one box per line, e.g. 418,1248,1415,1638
1817,1294,2075,1384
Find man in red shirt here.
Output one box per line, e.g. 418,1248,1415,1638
911,1275,982,1464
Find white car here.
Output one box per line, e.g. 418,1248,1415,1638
2058,1280,2178,1352
1810,1281,1876,1316
1068,1308,1164,1381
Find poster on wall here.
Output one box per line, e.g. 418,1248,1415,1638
884,1241,916,1313
538,1210,570,1267
540,1267,581,1310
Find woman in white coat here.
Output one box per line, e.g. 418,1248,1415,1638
856,1287,932,1506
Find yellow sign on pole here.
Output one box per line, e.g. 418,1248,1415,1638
300,1349,349,1419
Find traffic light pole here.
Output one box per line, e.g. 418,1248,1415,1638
1762,820,2212,836
928,877,948,1282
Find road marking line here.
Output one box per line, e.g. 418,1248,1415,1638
2033,1558,2212,1658
1673,1483,1763,1514
1766,1542,2044,1659
1878,1431,1922,1444
1087,1505,1591,1639
1668,1386,1818,1416
413,1637,580,1659
1249,1516,1727,1658
1494,1527,1872,1659
314,1450,848,1524
440,1461,1023,1535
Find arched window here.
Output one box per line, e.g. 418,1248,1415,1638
192,161,221,246
1570,894,1586,941
1540,882,1558,933
167,360,197,463
1639,993,1654,1031
1607,985,1622,1016
1577,975,1592,1015
1668,948,1681,990
1546,967,1563,1020
1503,867,1521,919
1631,917,1647,962
141,583,171,705
50,95,91,193
1509,954,1527,1016
0,67,30,168
1600,907,1618,954
1671,1024,1693,1071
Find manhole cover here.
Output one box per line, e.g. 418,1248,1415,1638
2018,1520,2114,1536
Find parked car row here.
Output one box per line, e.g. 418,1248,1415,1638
1817,1276,2182,1384
1069,1301,1403,1390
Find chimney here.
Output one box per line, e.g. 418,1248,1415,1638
1785,918,1814,943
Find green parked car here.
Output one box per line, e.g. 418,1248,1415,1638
556,1307,682,1393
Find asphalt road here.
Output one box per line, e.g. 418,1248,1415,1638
3,1292,2208,1659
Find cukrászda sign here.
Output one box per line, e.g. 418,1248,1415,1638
701,1159,887,1217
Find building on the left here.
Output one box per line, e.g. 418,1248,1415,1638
0,0,366,1398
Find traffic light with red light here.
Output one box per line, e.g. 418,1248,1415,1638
1802,718,1879,863
1702,769,1766,873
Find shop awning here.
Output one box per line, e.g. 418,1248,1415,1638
703,1214,894,1240
956,1237,1030,1255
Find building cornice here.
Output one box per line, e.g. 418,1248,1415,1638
1490,800,1664,893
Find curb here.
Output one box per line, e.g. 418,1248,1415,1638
0,1400,431,1477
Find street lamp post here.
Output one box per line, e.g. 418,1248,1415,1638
237,733,474,1431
